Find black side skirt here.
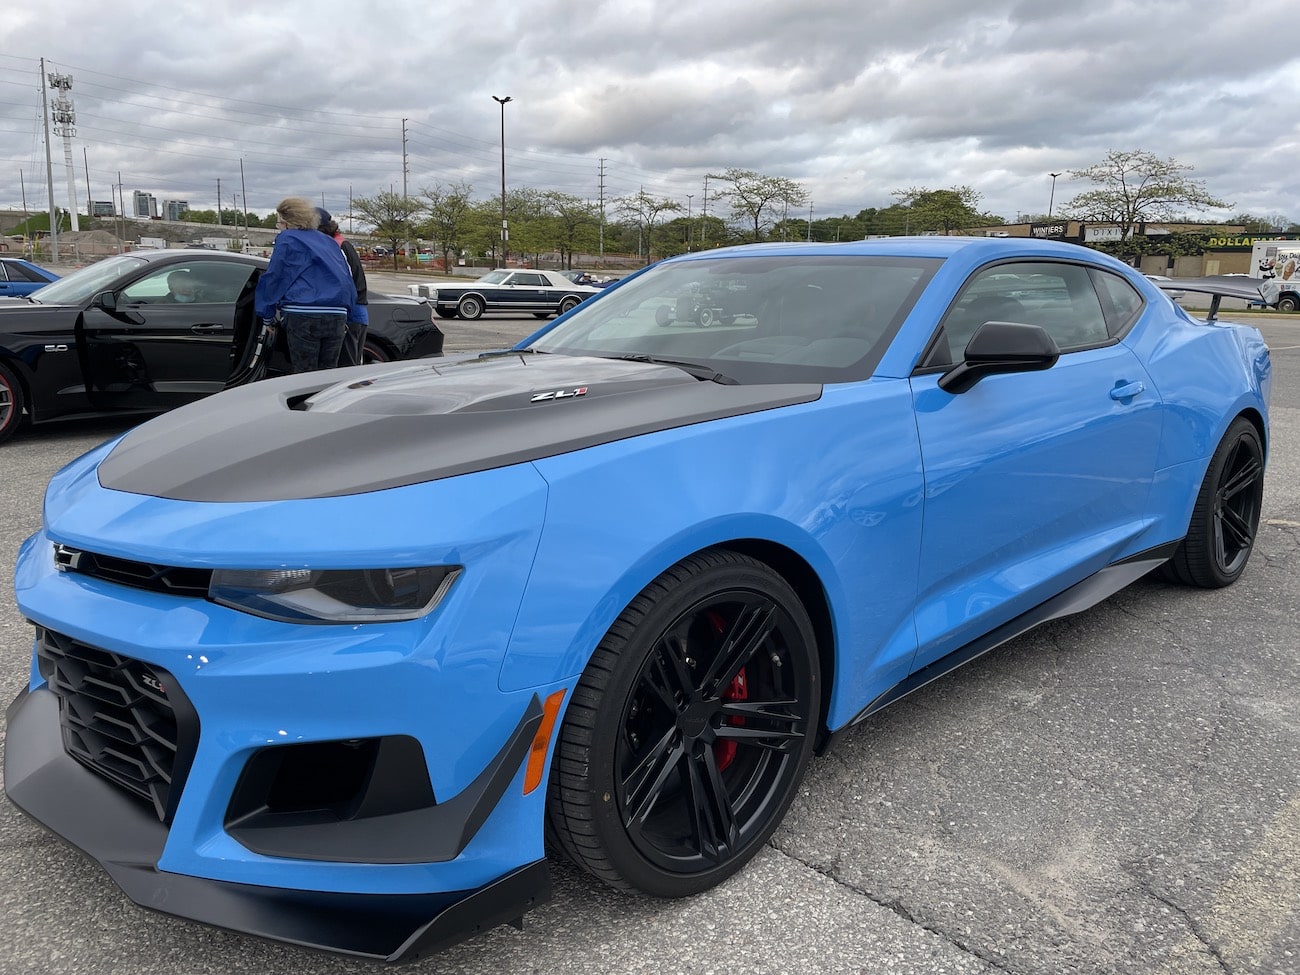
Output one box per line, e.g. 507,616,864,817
823,542,1179,750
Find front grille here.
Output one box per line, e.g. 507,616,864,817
35,627,200,823
54,544,212,598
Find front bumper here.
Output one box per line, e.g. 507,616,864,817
5,686,551,962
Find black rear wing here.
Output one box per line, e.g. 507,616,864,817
1151,275,1270,322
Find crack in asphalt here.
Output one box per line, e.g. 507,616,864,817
766,839,1018,974
1127,874,1234,974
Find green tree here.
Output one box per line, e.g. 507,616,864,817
890,186,991,235
1061,150,1229,242
180,209,217,224
542,192,601,268
351,191,424,269
711,168,808,243
418,180,474,272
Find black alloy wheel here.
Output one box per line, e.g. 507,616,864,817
547,550,820,897
0,361,23,445
1164,417,1265,588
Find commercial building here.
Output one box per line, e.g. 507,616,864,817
132,191,158,219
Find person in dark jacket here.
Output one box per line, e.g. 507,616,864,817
254,196,360,373
316,207,369,366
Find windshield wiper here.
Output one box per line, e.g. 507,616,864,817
476,347,543,359
617,353,738,385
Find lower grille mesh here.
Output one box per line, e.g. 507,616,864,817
35,627,199,823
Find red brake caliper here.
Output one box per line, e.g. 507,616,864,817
708,611,747,771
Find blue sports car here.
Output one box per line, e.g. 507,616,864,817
4,237,1270,961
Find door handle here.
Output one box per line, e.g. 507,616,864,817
1109,380,1145,401
190,323,225,332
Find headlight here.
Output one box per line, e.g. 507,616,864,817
209,566,460,624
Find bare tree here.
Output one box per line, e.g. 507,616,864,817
614,190,683,261
1062,150,1229,241
711,168,808,242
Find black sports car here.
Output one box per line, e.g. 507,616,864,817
0,250,443,444
433,269,603,320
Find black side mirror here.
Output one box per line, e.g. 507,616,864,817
938,320,1060,394
91,291,118,312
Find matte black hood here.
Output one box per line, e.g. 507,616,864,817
97,353,821,502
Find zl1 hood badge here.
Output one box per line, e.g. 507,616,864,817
531,387,588,403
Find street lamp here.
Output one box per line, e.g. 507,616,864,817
685,193,694,251
493,95,512,268
1048,172,1063,221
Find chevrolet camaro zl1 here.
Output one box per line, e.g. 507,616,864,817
4,237,1270,961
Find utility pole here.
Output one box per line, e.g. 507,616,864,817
807,200,813,241
598,157,606,264
19,170,29,254
240,158,249,231
39,58,58,261
401,118,409,199
686,194,693,251
216,177,222,225
83,146,91,218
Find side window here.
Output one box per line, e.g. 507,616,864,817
924,262,1110,368
9,263,48,283
1092,270,1145,338
120,263,254,304
516,273,547,287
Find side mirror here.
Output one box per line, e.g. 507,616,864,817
91,291,119,312
938,320,1060,394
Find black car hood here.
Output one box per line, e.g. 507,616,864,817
97,353,821,501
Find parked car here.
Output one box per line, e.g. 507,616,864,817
4,237,1269,960
0,250,442,444
434,268,602,320
0,256,59,296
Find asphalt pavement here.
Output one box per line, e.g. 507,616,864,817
0,307,1297,974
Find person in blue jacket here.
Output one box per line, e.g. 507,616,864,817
254,196,360,373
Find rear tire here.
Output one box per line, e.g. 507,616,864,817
0,361,24,445
1277,294,1300,313
557,296,581,316
361,340,391,364
546,550,819,898
1163,417,1264,588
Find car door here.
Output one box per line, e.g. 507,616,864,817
907,260,1162,671
501,271,550,312
79,260,256,412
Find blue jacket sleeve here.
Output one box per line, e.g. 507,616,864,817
254,236,310,320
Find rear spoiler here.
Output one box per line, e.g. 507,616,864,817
1151,275,1270,322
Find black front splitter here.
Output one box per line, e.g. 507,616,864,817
4,687,552,962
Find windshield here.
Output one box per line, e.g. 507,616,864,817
29,254,148,305
527,254,940,383
476,270,511,285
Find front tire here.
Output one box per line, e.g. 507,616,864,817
0,361,24,445
457,295,484,320
1164,417,1265,588
557,296,581,316
547,550,820,898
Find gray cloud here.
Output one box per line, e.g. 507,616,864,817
2,0,1297,226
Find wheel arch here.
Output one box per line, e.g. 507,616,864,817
722,538,837,749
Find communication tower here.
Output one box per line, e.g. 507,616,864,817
48,72,79,232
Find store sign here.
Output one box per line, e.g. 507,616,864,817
1205,234,1298,250
1030,222,1067,239
1084,226,1123,242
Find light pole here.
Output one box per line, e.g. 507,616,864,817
493,95,512,268
1047,172,1063,221
685,194,694,251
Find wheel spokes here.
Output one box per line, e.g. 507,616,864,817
684,746,739,862
1219,454,1262,504
621,726,686,828
699,601,776,696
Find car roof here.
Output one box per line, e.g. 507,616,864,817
669,235,1119,264
128,250,269,268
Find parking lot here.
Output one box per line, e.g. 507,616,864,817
0,303,1296,975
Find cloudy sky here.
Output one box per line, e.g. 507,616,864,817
2,0,1298,230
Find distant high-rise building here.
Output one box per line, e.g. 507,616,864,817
90,200,115,217
132,191,158,218
164,199,189,221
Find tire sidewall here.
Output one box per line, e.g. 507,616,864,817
0,362,22,444
1190,419,1264,586
577,554,819,897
